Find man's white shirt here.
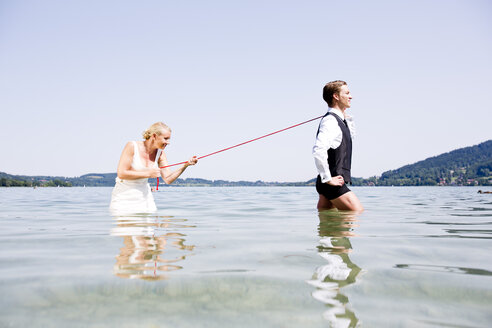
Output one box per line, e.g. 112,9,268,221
312,108,356,183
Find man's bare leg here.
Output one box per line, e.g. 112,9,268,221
330,191,364,212
317,194,335,211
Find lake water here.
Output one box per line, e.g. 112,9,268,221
0,186,491,327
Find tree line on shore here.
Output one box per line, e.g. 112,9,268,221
361,140,491,186
1,140,491,187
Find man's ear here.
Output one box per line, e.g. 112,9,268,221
332,92,340,102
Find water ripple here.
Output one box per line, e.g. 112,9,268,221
395,264,492,277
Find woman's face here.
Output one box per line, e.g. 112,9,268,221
155,129,171,149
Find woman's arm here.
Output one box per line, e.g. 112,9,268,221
116,142,161,180
158,152,197,184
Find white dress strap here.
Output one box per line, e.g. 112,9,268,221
131,141,145,171
131,141,138,165
155,149,162,167
132,141,138,155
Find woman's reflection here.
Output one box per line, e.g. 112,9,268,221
111,215,195,280
307,210,362,327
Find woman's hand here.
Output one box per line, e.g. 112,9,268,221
162,156,198,184
327,175,345,186
184,156,198,167
148,167,162,178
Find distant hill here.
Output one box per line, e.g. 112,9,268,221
1,140,491,187
355,140,492,186
0,172,74,187
72,174,312,187
0,172,311,187
71,173,117,186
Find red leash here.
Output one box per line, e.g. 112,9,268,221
155,115,324,190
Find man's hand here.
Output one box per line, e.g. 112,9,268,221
327,175,345,186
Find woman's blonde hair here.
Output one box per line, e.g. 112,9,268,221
142,122,171,140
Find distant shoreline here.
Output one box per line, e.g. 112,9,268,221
3,140,490,187
0,185,489,188
0,173,490,188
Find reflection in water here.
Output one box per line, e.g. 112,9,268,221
307,210,362,327
395,264,492,276
111,215,195,280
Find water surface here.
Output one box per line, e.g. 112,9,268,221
0,186,491,327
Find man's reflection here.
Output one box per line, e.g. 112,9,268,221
307,210,362,327
111,215,195,280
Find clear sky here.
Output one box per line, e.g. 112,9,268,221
1,0,491,182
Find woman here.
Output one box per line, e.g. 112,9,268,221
110,122,197,214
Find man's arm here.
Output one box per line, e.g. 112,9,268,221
312,116,342,183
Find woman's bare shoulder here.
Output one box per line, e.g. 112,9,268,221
121,141,136,154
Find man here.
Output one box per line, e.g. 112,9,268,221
313,80,364,212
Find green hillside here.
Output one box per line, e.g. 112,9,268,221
0,172,73,187
355,140,492,186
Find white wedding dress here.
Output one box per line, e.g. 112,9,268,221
110,141,161,215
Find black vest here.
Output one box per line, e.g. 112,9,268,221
317,112,352,183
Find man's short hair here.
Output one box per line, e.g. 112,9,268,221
323,80,347,107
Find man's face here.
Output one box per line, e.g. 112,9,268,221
335,85,352,109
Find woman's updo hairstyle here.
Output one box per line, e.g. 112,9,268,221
142,122,171,140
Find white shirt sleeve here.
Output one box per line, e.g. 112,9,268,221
312,115,343,183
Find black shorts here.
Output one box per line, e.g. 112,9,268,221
316,175,351,200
